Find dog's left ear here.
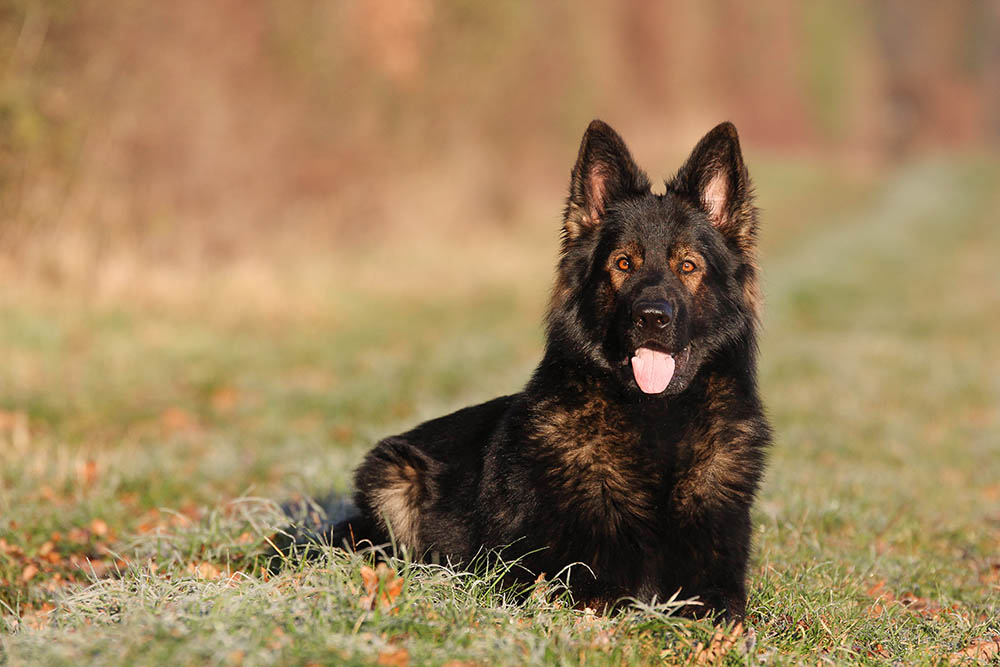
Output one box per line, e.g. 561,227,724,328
672,122,756,248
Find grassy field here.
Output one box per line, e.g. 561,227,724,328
1,156,999,664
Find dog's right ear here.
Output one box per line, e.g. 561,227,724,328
563,120,649,245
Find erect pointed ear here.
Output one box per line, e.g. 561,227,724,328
671,122,756,248
563,120,649,244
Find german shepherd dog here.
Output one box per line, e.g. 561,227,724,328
284,121,770,621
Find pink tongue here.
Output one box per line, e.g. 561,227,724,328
631,347,675,394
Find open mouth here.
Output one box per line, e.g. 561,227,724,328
629,343,690,394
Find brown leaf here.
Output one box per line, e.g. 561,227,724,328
90,518,109,537
361,565,378,592
866,580,889,599
359,564,404,611
377,648,409,667
67,527,90,544
898,592,943,618
949,636,1000,664
530,571,550,602
187,562,224,579
979,562,1000,586
136,509,166,534
0,538,24,557
20,603,53,630
21,564,39,582
864,580,947,619
868,643,891,659
692,623,744,665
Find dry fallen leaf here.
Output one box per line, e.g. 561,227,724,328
0,538,24,556
187,562,224,580
90,518,109,537
867,602,885,619
866,580,888,598
359,564,404,611
691,623,744,665
949,635,1000,664
67,527,89,544
21,564,39,582
19,603,54,631
868,643,891,659
864,580,949,620
377,648,409,667
530,571,549,602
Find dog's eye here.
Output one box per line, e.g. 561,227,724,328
680,260,697,274
616,257,631,272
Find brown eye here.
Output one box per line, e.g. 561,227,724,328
680,260,697,274
616,257,631,272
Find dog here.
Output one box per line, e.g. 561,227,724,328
280,120,771,622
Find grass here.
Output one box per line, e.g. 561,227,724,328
1,155,999,664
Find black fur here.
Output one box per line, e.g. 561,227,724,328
286,121,771,621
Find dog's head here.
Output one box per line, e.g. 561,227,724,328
547,120,761,397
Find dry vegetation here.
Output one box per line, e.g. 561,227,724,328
2,156,998,664
2,1,999,664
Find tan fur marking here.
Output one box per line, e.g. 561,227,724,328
671,246,705,294
608,244,643,292
371,463,422,550
609,270,627,292
529,395,655,529
562,201,592,243
673,375,762,517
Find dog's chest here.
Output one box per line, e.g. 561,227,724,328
528,397,660,525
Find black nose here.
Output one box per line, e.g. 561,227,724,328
632,300,673,330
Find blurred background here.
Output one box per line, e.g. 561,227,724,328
1,0,997,299
2,1,1000,632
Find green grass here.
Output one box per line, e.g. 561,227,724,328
1,156,999,664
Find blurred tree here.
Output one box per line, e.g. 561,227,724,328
1,1,997,268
